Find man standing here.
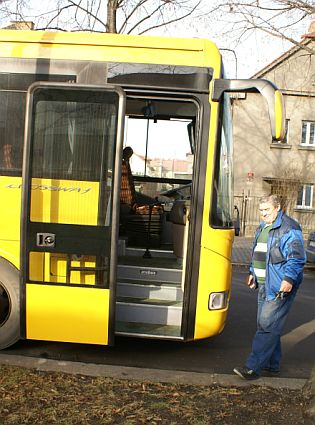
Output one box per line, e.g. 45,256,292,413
233,194,306,380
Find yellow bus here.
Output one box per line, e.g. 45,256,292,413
0,30,285,349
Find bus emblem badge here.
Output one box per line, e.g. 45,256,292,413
140,269,157,276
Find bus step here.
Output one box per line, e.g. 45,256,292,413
115,321,182,339
116,298,182,326
117,281,183,301
125,247,176,259
117,264,182,284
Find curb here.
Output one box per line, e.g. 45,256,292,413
0,353,307,390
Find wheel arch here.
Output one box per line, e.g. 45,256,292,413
0,256,21,349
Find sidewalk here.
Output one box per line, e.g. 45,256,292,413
231,236,254,266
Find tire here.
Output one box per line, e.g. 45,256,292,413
0,258,20,349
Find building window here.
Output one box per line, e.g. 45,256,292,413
283,119,290,143
271,119,289,145
296,184,313,209
301,121,315,146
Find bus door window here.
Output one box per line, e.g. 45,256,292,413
28,88,121,287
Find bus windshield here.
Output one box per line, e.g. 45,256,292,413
212,92,234,228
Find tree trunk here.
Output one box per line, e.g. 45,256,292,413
106,0,118,33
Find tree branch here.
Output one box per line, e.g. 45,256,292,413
67,0,107,30
127,0,202,35
118,0,148,34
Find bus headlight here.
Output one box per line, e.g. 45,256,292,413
208,292,228,310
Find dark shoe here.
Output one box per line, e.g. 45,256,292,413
262,367,280,374
233,366,260,380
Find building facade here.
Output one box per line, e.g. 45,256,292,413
232,24,315,236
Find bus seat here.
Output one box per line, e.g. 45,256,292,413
169,200,190,259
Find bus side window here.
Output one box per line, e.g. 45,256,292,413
0,90,25,175
2,144,13,169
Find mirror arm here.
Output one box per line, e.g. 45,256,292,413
212,78,285,141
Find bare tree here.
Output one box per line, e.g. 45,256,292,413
1,0,212,34
268,161,314,215
1,1,313,62
218,0,315,54
0,0,26,22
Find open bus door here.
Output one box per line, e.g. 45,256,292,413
20,82,126,345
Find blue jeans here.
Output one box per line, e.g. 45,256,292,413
246,283,298,374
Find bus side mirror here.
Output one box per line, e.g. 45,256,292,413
211,78,285,142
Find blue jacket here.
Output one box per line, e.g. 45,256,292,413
250,211,306,300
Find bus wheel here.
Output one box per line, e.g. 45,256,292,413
0,258,20,349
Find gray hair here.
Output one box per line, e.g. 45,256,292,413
259,194,282,208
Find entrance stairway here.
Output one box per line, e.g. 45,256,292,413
115,248,184,339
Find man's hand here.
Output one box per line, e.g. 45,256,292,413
246,274,256,289
280,280,293,293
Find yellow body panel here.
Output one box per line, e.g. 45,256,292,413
30,178,100,225
0,29,220,68
26,284,109,344
194,229,234,339
193,70,233,339
0,176,22,268
29,252,45,281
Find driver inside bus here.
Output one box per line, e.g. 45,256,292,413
120,146,136,206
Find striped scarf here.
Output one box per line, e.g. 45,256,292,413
253,224,272,285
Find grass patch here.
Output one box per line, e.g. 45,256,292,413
0,364,308,424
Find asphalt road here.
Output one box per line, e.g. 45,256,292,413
2,269,315,379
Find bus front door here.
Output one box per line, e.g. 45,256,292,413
20,83,125,345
